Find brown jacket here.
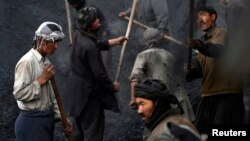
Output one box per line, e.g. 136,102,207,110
197,26,243,96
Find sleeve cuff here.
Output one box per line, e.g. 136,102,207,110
54,112,61,120
33,81,41,99
33,81,41,89
130,78,139,82
97,40,110,50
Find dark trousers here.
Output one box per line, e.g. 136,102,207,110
15,110,54,141
71,98,105,141
195,93,245,134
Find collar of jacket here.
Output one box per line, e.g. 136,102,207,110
75,22,100,40
201,24,217,41
80,30,100,40
145,100,181,131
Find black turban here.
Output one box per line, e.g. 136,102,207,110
134,79,184,131
134,79,182,108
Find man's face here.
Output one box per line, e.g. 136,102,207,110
44,41,59,55
136,97,156,122
89,18,100,31
197,11,216,31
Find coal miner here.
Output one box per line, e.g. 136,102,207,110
13,22,72,141
65,7,127,141
134,79,205,141
130,28,195,121
67,0,113,70
184,6,245,134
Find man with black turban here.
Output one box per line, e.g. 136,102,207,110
134,79,206,141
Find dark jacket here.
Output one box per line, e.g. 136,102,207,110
66,30,119,117
145,115,200,141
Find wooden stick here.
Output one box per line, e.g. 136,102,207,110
64,0,73,47
187,0,194,70
124,16,150,29
123,16,182,45
50,77,74,141
115,0,138,82
162,34,183,45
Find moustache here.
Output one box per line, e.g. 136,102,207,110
139,113,145,118
199,20,206,25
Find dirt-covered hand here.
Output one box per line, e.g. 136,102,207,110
119,12,127,17
113,81,120,92
183,63,191,76
116,36,128,45
129,98,137,110
63,118,73,138
37,64,55,86
108,36,128,46
190,39,204,49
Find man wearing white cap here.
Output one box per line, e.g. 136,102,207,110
13,21,71,141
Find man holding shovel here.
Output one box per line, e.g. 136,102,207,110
13,21,72,141
130,28,195,121
65,7,127,141
119,0,186,109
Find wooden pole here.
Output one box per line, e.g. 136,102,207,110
50,77,74,141
124,16,150,29
162,34,183,45
115,0,138,82
187,0,194,70
64,0,73,47
123,16,182,45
